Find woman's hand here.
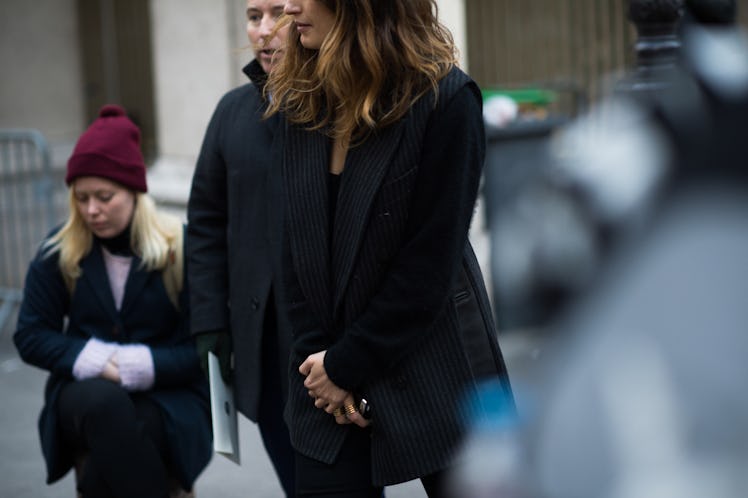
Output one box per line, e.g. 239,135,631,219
100,353,121,383
300,350,347,409
300,351,370,428
333,394,370,428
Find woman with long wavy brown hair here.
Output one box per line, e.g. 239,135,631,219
267,1,514,496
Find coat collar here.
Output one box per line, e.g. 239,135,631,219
78,245,118,319
282,119,405,326
243,59,267,94
331,122,405,312
119,255,151,316
78,242,153,321
282,124,332,328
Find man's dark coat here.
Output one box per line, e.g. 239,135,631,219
187,61,288,420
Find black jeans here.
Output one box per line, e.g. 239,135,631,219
294,427,449,498
58,378,170,498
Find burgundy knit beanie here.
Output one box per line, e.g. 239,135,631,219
66,104,148,192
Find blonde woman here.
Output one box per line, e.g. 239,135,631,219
267,1,514,496
14,105,211,498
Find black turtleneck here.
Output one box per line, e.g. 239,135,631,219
95,225,134,256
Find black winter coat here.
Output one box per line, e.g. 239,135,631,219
187,60,288,420
278,66,514,485
14,235,211,489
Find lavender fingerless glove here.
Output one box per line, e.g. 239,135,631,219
72,338,117,380
117,344,155,391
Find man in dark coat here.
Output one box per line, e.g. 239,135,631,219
186,1,294,495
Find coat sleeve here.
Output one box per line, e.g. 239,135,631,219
150,230,204,387
149,341,203,387
187,97,231,335
14,248,87,376
323,82,487,391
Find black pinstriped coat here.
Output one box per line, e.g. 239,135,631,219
278,67,514,486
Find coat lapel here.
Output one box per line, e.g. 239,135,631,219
78,246,119,321
282,123,333,329
332,120,405,313
119,254,153,317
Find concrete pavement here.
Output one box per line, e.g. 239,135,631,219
0,307,537,498
0,319,434,497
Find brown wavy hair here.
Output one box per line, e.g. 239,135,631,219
265,0,457,142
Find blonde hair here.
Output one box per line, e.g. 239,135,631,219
44,190,184,308
266,0,457,143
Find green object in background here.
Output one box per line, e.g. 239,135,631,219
482,88,557,106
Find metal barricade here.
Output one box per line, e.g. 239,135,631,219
0,129,59,334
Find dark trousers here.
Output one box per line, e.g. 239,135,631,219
58,378,170,498
295,427,449,498
258,298,297,497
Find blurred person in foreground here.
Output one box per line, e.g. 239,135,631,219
266,1,514,496
453,1,748,496
186,0,296,495
14,105,211,498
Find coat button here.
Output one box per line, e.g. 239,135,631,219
111,325,119,336
251,298,260,311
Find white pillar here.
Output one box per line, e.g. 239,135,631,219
437,0,468,72
149,0,238,161
148,0,250,206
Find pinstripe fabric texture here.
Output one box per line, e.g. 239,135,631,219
280,67,513,486
332,120,405,313
283,128,334,332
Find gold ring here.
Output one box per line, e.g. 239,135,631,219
332,407,345,417
344,403,357,415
